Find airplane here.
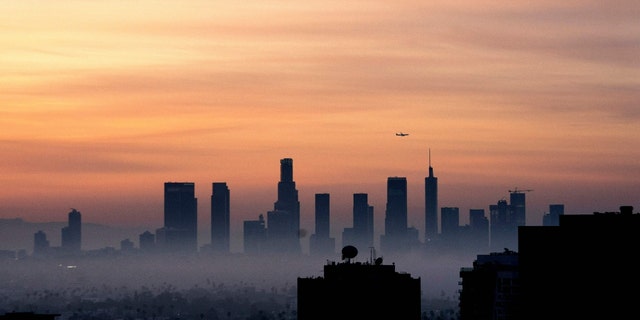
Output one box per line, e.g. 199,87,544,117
395,132,409,136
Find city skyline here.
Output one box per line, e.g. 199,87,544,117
1,1,638,252
0,157,613,254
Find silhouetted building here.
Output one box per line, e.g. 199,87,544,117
163,182,198,252
33,230,49,256
0,250,16,260
517,206,639,320
467,209,490,253
541,203,564,226
425,149,438,243
381,177,413,254
343,193,374,251
509,190,527,227
309,193,335,256
459,249,520,320
298,246,421,320
489,199,516,251
0,312,60,320
211,182,230,253
120,238,134,252
266,158,301,254
440,207,460,246
155,227,190,252
243,214,266,254
61,208,81,253
138,230,155,252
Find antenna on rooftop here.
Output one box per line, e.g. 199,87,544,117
341,245,358,263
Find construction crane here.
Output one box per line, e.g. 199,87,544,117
509,187,533,193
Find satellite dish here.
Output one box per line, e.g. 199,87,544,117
341,245,358,260
375,257,383,265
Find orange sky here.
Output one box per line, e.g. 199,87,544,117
1,0,638,251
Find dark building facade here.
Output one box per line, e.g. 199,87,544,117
462,206,640,320
163,182,198,252
343,193,374,251
424,150,438,243
266,158,301,254
61,208,81,253
309,193,335,256
298,246,421,320
0,312,60,320
439,207,460,251
243,214,266,254
210,182,230,253
542,203,564,226
467,208,490,253
120,238,134,252
33,230,49,256
489,199,515,251
459,249,520,320
381,177,409,254
517,206,639,320
509,190,526,227
138,231,155,252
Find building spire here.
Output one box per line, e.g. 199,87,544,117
428,148,434,177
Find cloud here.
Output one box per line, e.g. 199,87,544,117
1,0,639,228
0,139,171,174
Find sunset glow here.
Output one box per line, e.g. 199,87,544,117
1,0,638,251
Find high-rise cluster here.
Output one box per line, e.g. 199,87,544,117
32,154,559,258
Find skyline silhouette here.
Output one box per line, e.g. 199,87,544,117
0,155,628,258
1,2,638,246
2,2,637,319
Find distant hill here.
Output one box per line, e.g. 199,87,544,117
0,218,152,254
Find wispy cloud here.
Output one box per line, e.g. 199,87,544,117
1,0,638,226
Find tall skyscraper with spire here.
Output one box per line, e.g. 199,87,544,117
211,182,230,253
266,157,301,254
425,149,438,243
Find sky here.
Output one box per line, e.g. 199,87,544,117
1,0,639,252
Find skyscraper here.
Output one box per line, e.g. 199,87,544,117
33,230,50,256
468,209,489,252
309,193,335,256
61,208,81,253
440,207,460,243
425,149,438,243
381,177,409,254
211,182,230,253
385,177,408,234
139,231,155,253
509,190,527,226
314,193,330,239
489,199,515,252
343,193,374,251
244,214,266,255
266,158,301,254
542,204,564,226
163,182,198,252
